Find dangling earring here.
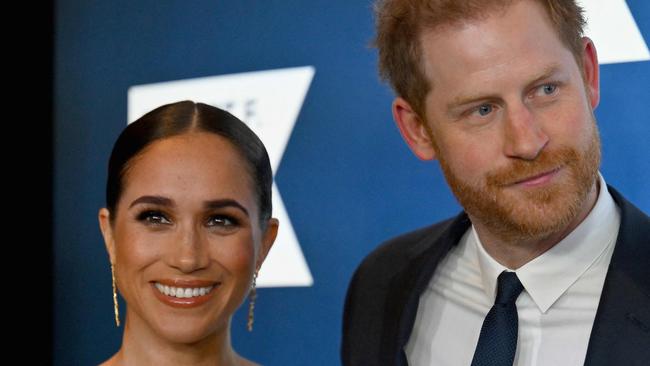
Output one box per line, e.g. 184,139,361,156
111,264,120,327
247,271,258,332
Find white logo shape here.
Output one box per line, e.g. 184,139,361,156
579,0,649,64
127,66,315,288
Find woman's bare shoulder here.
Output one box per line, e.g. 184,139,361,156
238,355,261,366
97,353,119,366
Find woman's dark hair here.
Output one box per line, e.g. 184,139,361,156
106,100,273,227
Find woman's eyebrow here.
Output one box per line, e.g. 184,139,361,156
129,195,174,209
204,199,249,217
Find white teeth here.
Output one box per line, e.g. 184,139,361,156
154,283,214,298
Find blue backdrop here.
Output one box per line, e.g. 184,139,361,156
54,1,649,365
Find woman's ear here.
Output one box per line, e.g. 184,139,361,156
98,208,116,264
256,218,279,271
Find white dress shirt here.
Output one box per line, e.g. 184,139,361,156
405,174,621,366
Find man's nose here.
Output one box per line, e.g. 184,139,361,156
502,103,549,160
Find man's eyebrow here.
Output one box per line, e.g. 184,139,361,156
446,93,500,115
445,64,563,115
524,64,562,90
129,195,174,209
204,199,249,217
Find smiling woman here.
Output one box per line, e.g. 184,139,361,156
97,101,279,366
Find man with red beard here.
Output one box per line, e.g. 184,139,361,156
342,1,649,366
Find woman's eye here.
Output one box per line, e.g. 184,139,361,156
137,211,171,225
206,215,237,227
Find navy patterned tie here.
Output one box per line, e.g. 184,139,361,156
470,271,524,366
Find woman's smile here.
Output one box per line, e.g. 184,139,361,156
151,280,221,308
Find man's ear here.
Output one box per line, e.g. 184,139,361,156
580,37,600,109
392,97,437,160
98,208,116,264
256,218,279,271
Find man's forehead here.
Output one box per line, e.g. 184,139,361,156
418,1,571,83
417,0,522,36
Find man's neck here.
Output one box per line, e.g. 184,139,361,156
472,181,600,270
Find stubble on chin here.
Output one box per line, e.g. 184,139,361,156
437,127,601,244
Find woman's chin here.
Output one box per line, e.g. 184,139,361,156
152,319,226,345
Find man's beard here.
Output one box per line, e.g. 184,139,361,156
435,120,601,243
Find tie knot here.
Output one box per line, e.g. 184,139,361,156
495,271,523,305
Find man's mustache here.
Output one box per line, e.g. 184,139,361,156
486,147,577,187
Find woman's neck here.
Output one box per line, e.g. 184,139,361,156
102,312,252,366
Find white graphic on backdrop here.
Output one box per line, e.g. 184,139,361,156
579,0,649,64
128,66,315,287
124,2,647,286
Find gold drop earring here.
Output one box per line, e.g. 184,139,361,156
111,264,120,327
247,271,258,332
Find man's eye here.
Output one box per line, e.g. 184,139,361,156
533,83,558,98
137,211,171,225
476,104,493,116
542,84,557,95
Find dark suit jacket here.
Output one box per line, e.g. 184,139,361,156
342,186,649,366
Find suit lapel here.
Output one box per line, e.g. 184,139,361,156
584,187,650,365
584,269,650,365
380,213,471,365
377,187,649,365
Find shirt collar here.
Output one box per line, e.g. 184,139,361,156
474,173,620,312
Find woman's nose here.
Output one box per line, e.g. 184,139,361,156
167,225,210,273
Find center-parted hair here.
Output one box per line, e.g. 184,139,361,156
105,100,273,227
374,0,586,118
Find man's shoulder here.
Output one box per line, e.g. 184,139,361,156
354,214,465,281
341,213,469,363
607,185,650,285
609,185,650,227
